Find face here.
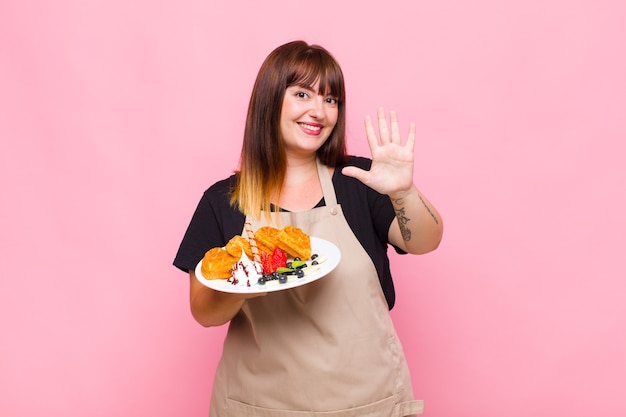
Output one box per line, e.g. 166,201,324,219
279,82,339,159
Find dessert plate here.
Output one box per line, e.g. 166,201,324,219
195,237,341,294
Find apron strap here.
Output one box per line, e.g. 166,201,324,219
317,158,337,207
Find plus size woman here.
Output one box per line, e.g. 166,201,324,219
174,40,443,417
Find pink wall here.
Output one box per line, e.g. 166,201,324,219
2,1,625,416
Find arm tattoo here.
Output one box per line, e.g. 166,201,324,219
392,195,440,242
418,195,439,225
392,197,412,242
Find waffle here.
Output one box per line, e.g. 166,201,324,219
254,226,281,255
200,247,237,280
225,235,253,259
276,226,311,260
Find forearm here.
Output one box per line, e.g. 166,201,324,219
388,185,443,254
189,271,247,327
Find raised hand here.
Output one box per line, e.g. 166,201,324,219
341,107,416,197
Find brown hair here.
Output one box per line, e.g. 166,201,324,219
231,40,347,220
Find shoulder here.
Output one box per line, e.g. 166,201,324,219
198,174,240,213
204,173,243,215
204,174,238,198
173,173,244,272
197,173,245,239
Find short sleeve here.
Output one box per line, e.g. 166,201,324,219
173,176,245,273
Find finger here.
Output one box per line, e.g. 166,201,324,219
341,165,370,185
390,110,401,144
364,114,379,149
406,122,416,151
377,107,390,144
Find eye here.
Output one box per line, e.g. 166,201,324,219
295,91,309,99
325,97,338,105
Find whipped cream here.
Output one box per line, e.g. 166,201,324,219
228,250,263,287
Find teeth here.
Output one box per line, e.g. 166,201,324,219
300,123,321,131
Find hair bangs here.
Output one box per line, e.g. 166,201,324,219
288,48,345,101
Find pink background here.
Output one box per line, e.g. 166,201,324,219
2,1,625,416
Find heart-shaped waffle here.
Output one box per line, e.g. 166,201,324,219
276,226,311,260
254,226,281,255
201,247,237,280
225,235,254,259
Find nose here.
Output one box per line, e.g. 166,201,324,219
308,95,325,119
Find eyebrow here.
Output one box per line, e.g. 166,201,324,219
290,83,336,98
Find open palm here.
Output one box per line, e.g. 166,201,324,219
342,107,415,196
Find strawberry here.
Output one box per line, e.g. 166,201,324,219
260,251,274,274
271,247,287,271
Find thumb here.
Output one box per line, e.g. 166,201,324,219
341,166,370,184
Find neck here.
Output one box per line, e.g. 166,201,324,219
284,155,318,183
278,156,323,211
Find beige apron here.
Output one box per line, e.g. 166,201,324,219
209,160,424,417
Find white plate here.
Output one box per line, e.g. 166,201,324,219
195,237,341,294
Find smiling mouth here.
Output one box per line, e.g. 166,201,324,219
298,122,322,133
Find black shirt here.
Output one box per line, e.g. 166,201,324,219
173,156,404,309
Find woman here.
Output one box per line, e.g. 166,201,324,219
174,40,443,416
